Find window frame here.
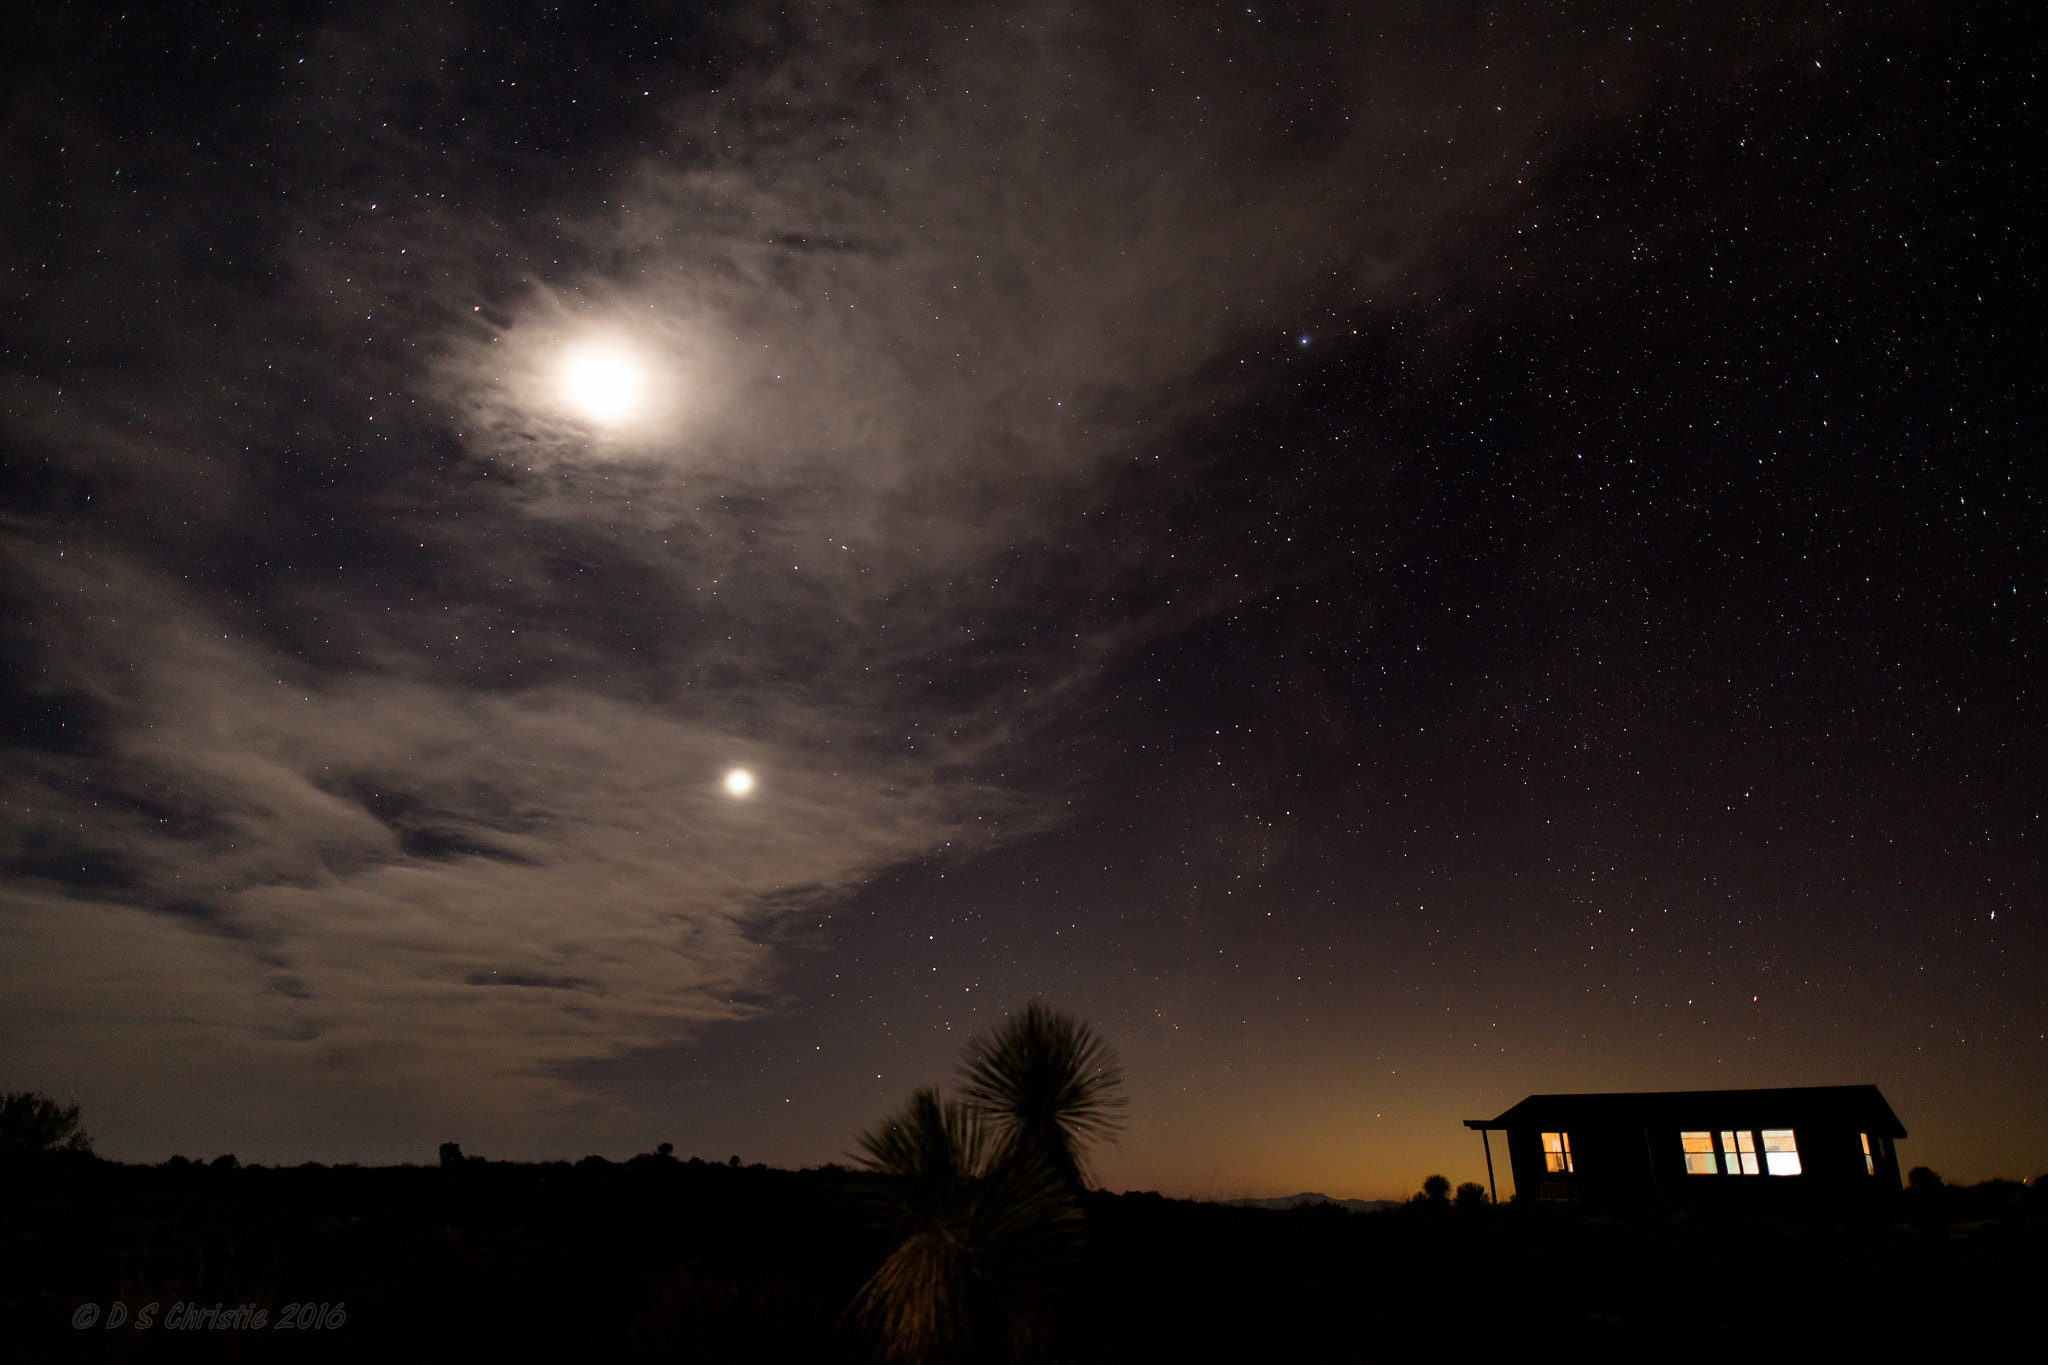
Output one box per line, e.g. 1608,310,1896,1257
1541,1130,1574,1174
1760,1129,1801,1176
1717,1129,1758,1175
1677,1127,1803,1177
1680,1130,1719,1175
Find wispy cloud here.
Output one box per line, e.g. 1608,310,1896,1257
1,0,1721,1155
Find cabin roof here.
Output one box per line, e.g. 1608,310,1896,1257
1463,1084,1906,1138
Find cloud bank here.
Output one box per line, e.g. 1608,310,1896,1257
1,0,1760,1155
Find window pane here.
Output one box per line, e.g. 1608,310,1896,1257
1720,1132,1758,1175
1862,1133,1875,1176
1682,1132,1718,1175
1542,1132,1573,1173
1762,1130,1800,1175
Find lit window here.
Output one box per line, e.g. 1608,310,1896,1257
1719,1130,1758,1175
1542,1131,1574,1173
1762,1129,1801,1176
1861,1133,1875,1176
1681,1131,1719,1175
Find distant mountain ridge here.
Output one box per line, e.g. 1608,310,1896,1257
1222,1192,1402,1213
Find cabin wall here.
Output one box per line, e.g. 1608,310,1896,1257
1800,1125,1867,1182
1575,1126,1659,1202
1874,1134,1902,1191
1503,1126,1653,1203
1504,1128,1548,1201
1503,1120,1902,1205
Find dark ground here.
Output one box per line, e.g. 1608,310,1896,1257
4,1153,2042,1361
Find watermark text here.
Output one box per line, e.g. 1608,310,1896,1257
72,1301,347,1331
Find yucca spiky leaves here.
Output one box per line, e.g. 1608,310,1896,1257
847,1087,1082,1363
956,1001,1126,1192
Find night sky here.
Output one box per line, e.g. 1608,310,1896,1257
2,2,2038,1197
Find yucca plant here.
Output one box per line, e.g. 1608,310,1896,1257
846,1087,1082,1364
957,1001,1126,1193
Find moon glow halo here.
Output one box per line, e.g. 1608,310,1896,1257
557,343,648,427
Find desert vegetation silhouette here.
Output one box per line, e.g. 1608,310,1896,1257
958,1001,1127,1196
0,1091,93,1155
845,1002,1125,1364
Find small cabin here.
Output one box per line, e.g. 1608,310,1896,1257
1463,1085,1906,1208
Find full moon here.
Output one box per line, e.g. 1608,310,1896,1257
556,343,647,426
724,769,755,797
